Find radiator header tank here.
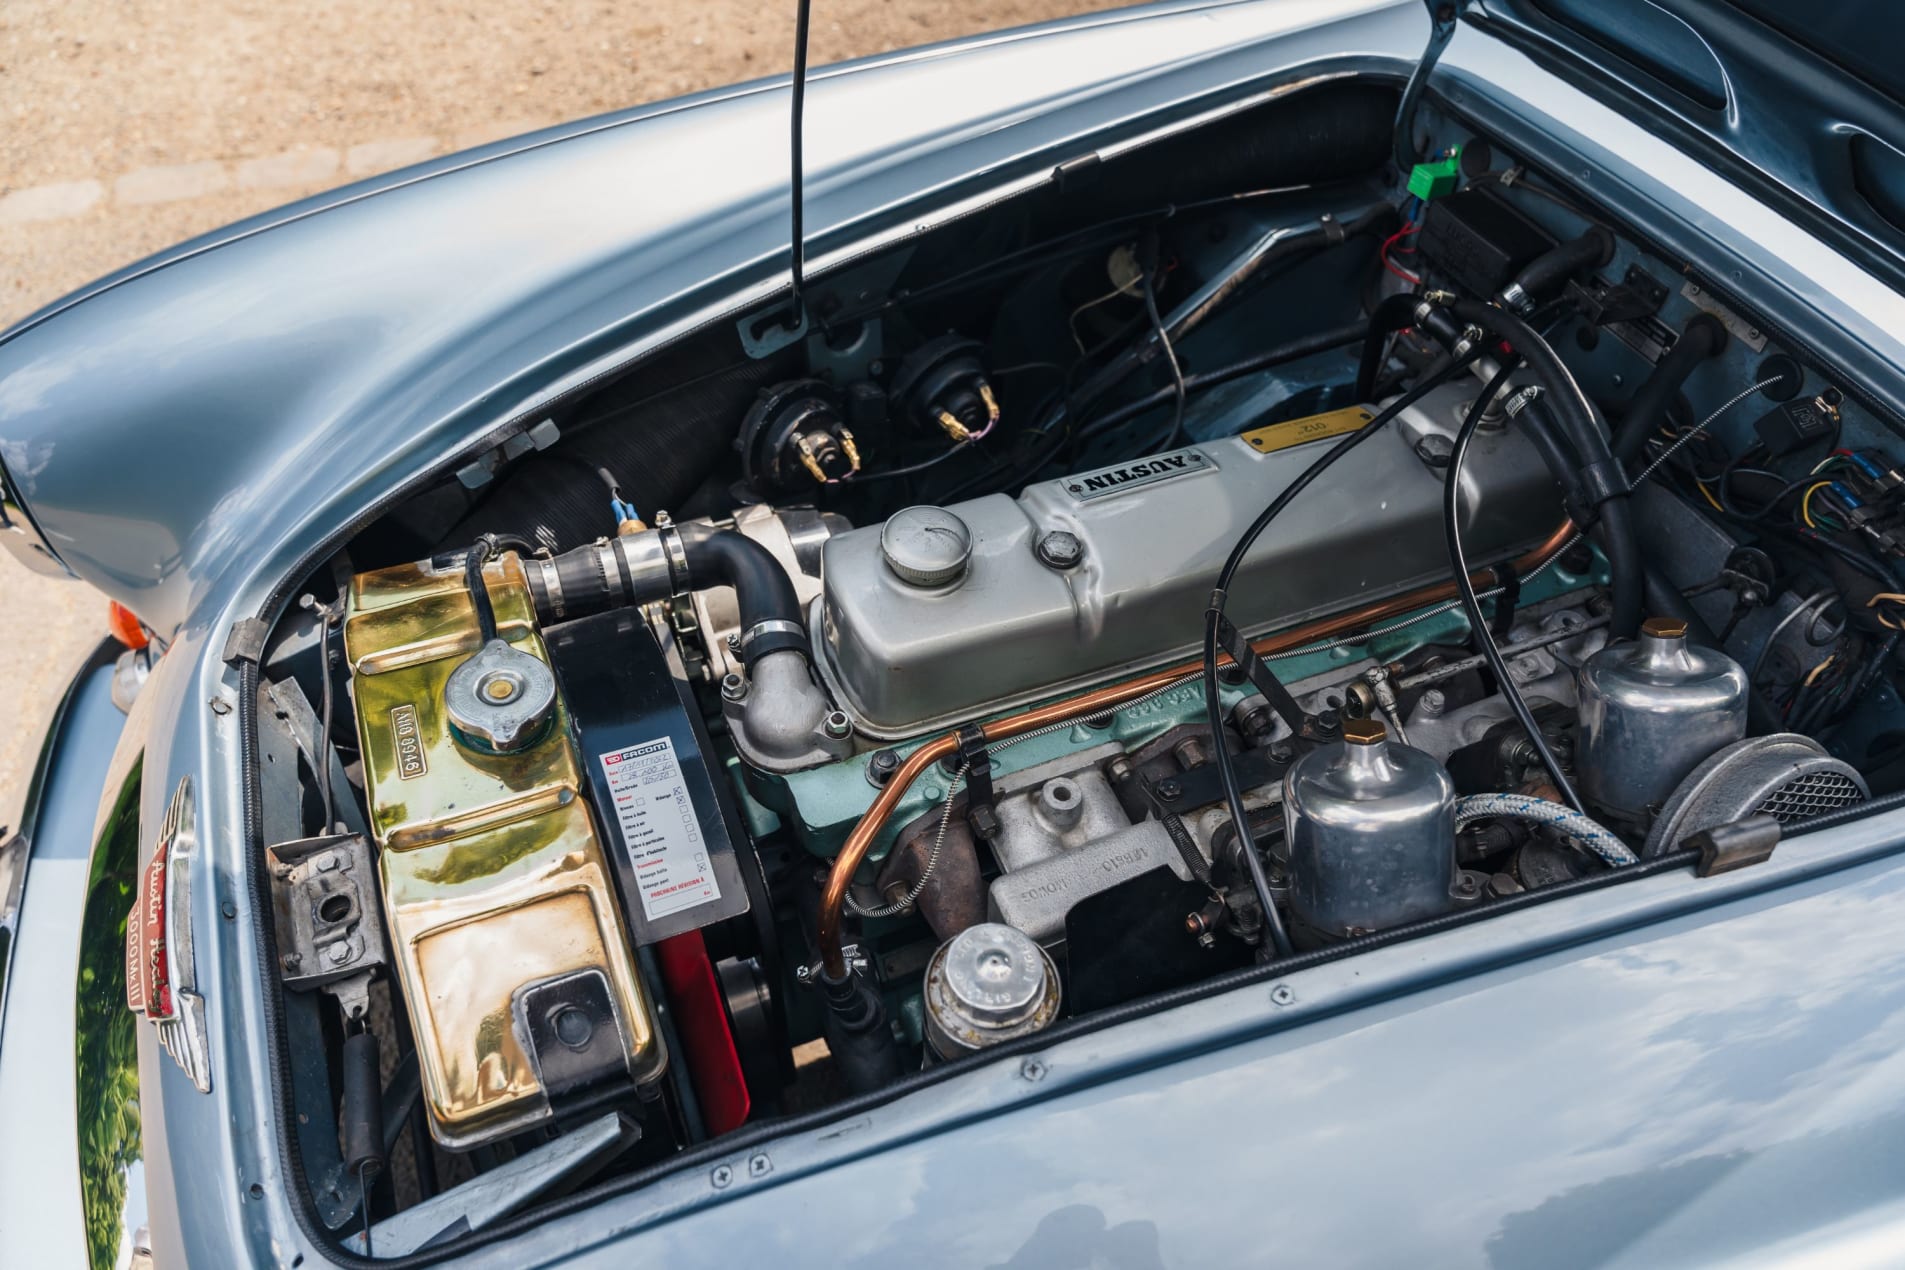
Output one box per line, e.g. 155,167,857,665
345,552,665,1149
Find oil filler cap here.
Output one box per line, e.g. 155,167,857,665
881,506,972,588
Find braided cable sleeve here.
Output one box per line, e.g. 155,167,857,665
1455,793,1637,868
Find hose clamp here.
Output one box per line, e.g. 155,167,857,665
739,618,805,652
536,556,567,621
794,943,868,986
1502,385,1543,418
593,539,627,608
657,521,691,595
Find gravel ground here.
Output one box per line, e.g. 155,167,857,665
0,0,1121,818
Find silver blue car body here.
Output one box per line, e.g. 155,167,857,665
7,0,1905,1264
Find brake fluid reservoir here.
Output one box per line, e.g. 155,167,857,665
345,552,664,1149
1577,616,1748,828
1283,718,1457,944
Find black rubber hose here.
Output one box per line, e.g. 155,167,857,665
524,529,806,663
461,542,502,643
1447,299,1645,641
1642,562,1718,644
1594,496,1646,647
819,968,903,1092
1611,314,1727,468
680,530,806,662
1512,397,1584,497
444,357,778,553
1447,361,1588,812
1502,227,1614,309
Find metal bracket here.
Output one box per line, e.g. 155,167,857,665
738,302,809,359
266,833,389,1011
955,723,995,808
795,943,868,987
1490,561,1521,641
1213,610,1309,736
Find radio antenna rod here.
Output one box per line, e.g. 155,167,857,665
784,0,813,330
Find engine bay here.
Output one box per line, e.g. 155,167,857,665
245,81,1905,1251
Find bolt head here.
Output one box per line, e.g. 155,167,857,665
1414,434,1454,468
1156,779,1183,800
824,711,853,740
1035,529,1084,570
721,672,748,702
325,942,351,964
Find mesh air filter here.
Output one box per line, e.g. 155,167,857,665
1642,733,1868,858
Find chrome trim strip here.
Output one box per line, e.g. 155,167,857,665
0,639,118,1045
0,648,128,1270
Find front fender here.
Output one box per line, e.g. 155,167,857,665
0,640,139,1267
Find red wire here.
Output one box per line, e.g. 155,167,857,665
1380,222,1422,284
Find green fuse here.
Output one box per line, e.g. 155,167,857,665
1407,152,1462,202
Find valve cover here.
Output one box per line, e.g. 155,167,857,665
814,390,1562,737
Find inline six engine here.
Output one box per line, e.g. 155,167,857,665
246,86,1894,1251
